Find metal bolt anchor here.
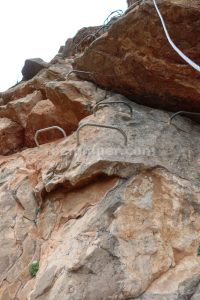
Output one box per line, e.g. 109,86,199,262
93,101,133,117
169,111,200,124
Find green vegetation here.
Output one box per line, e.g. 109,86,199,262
29,261,39,277
197,245,200,256
35,207,42,216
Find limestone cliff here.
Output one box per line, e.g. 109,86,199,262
0,1,200,299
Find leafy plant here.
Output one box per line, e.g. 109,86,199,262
29,261,39,277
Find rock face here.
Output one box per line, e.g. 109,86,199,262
61,26,103,58
0,118,24,154
22,58,49,81
74,0,200,112
0,1,200,299
0,91,43,127
0,87,200,299
0,58,104,150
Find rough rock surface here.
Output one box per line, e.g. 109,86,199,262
22,58,49,81
0,118,24,155
0,88,200,299
0,91,43,127
0,1,200,299
0,59,105,151
61,26,103,58
74,0,200,112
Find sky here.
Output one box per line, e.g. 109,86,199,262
0,0,127,92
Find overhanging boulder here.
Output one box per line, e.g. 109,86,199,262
74,0,200,112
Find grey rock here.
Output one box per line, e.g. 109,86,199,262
22,58,49,81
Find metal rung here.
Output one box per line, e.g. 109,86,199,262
67,70,95,79
75,10,123,54
67,70,97,84
169,111,200,124
94,24,106,36
34,126,67,147
76,123,128,146
75,33,96,53
67,70,97,90
93,101,133,117
103,10,124,26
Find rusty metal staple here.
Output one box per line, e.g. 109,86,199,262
93,101,133,117
67,69,97,84
76,123,128,146
169,111,200,124
34,126,67,147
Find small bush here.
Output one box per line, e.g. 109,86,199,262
35,207,42,216
197,245,200,256
29,261,39,277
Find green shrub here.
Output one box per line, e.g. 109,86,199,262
29,261,39,277
197,245,200,256
35,207,42,216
